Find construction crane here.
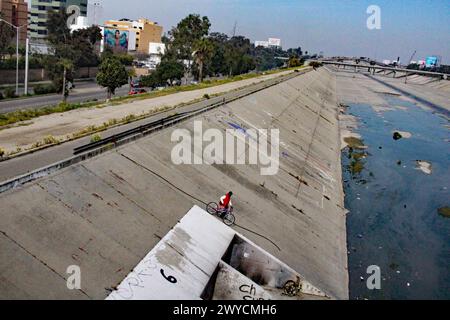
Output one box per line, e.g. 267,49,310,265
408,50,417,65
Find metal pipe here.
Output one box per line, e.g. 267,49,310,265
16,28,19,96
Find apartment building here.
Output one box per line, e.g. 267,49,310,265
29,0,87,40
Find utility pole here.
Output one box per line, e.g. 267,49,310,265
232,21,237,37
62,67,67,102
0,19,27,96
16,25,19,95
24,38,29,95
92,2,101,26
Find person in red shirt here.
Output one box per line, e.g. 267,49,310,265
218,191,233,218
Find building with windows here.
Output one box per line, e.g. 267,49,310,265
0,0,28,43
28,0,88,40
102,18,163,54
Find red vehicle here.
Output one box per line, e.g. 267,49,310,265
128,88,147,95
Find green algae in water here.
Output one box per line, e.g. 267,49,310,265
438,207,450,218
349,160,365,175
344,137,365,149
347,149,367,175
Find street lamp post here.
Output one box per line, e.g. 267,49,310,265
0,19,27,96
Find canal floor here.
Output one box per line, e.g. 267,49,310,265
343,97,450,299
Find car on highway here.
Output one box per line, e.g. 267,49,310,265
128,88,147,95
130,79,143,88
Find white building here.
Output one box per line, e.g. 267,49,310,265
147,42,166,69
255,38,282,49
70,16,90,32
268,38,281,47
255,40,269,48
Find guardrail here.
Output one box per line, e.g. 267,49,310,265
73,68,310,155
318,61,448,79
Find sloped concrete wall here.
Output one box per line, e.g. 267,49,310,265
0,68,348,299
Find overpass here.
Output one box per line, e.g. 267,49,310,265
318,60,448,82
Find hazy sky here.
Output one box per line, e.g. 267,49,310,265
87,0,449,63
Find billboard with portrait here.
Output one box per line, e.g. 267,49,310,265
268,38,281,47
104,28,129,51
425,56,439,68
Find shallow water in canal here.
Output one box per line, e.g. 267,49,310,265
343,97,450,299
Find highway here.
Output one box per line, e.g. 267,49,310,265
0,81,131,114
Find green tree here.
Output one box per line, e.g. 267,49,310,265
168,14,211,76
96,57,129,100
225,36,255,76
141,57,184,88
193,38,214,82
288,56,303,68
60,58,74,102
208,32,229,76
157,58,185,84
253,46,286,71
45,10,101,98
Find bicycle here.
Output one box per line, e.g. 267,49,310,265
206,202,236,226
283,276,302,297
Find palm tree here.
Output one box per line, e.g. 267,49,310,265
128,68,137,91
60,59,73,103
193,38,214,82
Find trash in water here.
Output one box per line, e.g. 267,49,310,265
415,160,432,175
389,263,399,270
393,131,412,140
393,132,403,140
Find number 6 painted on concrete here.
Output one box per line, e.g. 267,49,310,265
160,269,177,284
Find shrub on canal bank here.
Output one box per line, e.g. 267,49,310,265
90,134,102,143
33,84,58,95
3,87,17,99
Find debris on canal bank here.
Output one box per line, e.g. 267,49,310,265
437,207,450,218
339,110,361,150
415,160,433,175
